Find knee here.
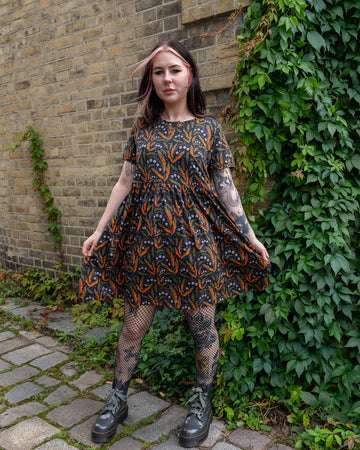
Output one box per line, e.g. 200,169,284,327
121,321,150,341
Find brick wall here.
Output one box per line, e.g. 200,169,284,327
0,0,244,274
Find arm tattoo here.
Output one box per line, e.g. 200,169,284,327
212,168,251,236
124,161,136,177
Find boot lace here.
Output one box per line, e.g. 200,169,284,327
187,387,208,419
103,388,127,415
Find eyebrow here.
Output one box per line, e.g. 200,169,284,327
153,64,182,70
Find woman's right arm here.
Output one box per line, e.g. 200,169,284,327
82,161,136,257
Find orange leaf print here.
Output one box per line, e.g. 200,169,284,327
145,218,154,236
175,242,191,259
179,280,193,297
137,242,149,257
146,262,157,276
169,146,182,163
159,216,176,235
141,199,151,216
198,278,206,289
173,199,183,217
164,206,173,228
183,130,192,144
86,272,99,288
138,279,151,293
194,238,204,250
154,237,164,249
208,287,217,303
79,279,84,297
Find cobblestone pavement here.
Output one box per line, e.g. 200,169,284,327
0,298,295,450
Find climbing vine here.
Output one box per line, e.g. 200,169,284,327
8,126,63,265
218,0,360,447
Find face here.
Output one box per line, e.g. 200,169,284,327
151,50,192,108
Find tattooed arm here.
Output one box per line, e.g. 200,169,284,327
212,168,269,261
82,161,136,257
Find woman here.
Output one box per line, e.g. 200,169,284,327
80,40,270,447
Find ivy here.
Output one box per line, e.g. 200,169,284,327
7,126,63,266
220,0,360,446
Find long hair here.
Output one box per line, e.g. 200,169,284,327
132,41,206,125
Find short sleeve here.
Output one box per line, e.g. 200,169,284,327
208,121,234,172
123,119,141,163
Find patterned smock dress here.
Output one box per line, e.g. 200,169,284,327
79,117,270,310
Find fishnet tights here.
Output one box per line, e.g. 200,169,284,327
114,303,155,391
184,305,219,390
113,303,219,392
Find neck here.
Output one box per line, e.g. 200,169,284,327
161,105,194,122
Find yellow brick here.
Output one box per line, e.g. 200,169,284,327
182,0,196,8
182,4,215,24
207,73,234,90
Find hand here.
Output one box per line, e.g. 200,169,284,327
82,230,102,257
250,238,270,262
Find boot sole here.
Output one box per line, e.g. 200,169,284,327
91,406,128,443
179,410,213,448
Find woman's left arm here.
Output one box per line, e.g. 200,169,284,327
211,168,269,261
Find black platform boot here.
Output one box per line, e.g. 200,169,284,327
91,383,128,443
179,386,213,448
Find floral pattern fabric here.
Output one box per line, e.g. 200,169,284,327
79,117,270,309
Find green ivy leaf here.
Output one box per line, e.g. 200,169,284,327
307,31,327,51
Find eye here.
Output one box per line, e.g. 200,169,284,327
153,70,164,75
172,69,182,73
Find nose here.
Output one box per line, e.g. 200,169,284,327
164,70,172,83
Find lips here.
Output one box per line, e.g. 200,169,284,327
163,89,175,94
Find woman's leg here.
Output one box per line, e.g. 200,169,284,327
113,302,156,392
184,305,219,389
92,303,156,443
179,305,219,448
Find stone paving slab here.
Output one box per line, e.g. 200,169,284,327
4,381,44,403
44,311,78,334
46,398,103,427
228,428,272,449
69,369,103,390
68,416,105,448
133,405,186,442
36,438,79,449
124,390,171,425
3,343,51,364
0,364,40,386
0,400,48,427
19,330,42,339
0,331,15,341
30,350,68,370
152,437,199,449
35,335,60,347
43,384,78,405
36,374,62,387
9,305,47,321
109,436,143,449
60,362,78,377
0,416,60,450
0,358,11,371
213,443,241,450
202,418,228,448
0,336,29,354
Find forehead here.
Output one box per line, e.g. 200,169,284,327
152,50,187,68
